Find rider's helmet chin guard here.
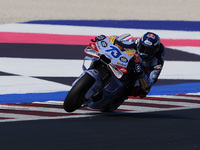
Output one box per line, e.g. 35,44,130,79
137,32,160,58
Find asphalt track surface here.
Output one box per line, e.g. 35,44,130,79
0,109,200,150
0,43,200,150
0,0,200,149
1,21,200,150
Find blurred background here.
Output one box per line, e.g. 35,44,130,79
0,0,199,24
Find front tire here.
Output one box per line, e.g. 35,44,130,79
63,73,95,112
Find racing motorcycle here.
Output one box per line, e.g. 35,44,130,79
63,34,138,112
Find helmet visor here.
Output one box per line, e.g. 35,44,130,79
138,44,157,57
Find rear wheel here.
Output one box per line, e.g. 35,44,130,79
63,73,95,112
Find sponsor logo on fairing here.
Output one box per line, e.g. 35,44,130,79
120,56,128,63
105,46,122,58
117,62,127,67
89,43,98,51
109,35,117,43
101,41,108,47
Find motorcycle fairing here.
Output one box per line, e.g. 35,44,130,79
84,35,136,79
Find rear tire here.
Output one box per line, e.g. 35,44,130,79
63,73,95,112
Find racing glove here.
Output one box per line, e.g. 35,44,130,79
134,64,144,77
133,54,144,77
91,35,106,42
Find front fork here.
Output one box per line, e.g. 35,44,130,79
77,56,112,101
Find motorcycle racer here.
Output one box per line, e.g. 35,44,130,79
64,33,165,113
94,32,165,98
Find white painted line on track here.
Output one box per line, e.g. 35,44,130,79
148,95,200,101
0,58,199,79
126,99,200,107
1,95,200,122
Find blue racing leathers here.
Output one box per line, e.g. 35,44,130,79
115,37,165,98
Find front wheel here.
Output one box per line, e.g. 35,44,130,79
63,73,95,112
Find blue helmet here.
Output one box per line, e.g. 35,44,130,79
137,32,160,57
